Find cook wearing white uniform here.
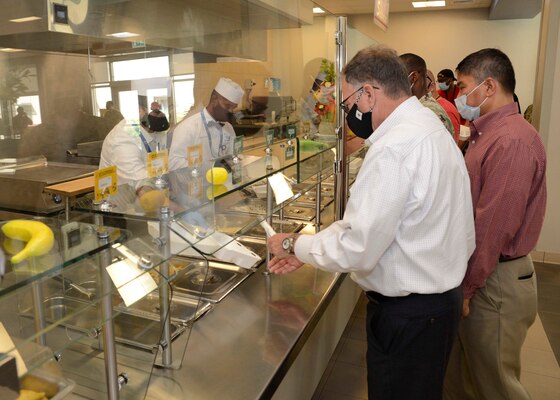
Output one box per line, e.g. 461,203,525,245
267,45,475,400
169,77,244,171
99,105,168,185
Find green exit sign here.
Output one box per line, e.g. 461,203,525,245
132,41,146,48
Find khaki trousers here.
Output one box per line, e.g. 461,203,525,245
444,256,537,400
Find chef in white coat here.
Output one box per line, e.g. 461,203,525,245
168,77,244,171
99,102,168,185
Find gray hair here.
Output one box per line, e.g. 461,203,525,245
342,45,410,100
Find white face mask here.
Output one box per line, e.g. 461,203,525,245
438,82,450,91
454,81,488,121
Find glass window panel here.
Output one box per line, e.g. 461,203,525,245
119,90,140,124
112,56,170,81
173,80,195,122
93,86,112,117
16,95,41,125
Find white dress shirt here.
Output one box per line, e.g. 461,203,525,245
295,97,475,296
169,108,235,171
99,119,167,185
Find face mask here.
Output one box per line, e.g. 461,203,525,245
438,82,450,91
454,81,488,121
408,72,415,93
346,103,373,139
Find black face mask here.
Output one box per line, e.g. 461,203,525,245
346,103,373,139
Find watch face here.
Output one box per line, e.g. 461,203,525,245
282,238,291,251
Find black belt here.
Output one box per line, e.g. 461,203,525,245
366,291,412,303
499,254,527,263
366,286,460,304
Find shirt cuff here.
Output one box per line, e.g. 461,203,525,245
294,234,315,265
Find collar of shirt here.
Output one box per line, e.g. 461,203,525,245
203,107,225,127
470,102,518,140
365,97,423,147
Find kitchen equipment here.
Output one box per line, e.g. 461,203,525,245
0,158,96,214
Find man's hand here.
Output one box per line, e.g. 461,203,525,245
268,256,304,274
267,233,292,258
462,298,471,318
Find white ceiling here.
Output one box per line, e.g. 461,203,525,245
312,0,492,15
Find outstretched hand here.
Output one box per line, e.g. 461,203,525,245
268,255,304,274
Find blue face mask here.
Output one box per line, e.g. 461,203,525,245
454,81,488,121
438,82,450,91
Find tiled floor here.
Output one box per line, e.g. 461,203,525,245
311,262,560,400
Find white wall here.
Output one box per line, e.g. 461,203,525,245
349,9,541,113
533,0,560,258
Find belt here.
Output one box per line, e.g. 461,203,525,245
499,254,527,263
365,286,460,304
366,291,418,303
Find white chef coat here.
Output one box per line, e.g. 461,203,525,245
168,108,235,171
295,97,475,296
99,119,167,185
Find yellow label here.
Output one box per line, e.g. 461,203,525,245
147,149,169,177
94,166,117,202
187,144,203,167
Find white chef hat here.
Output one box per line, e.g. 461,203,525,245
214,77,244,104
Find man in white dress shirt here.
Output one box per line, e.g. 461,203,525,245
99,102,168,185
268,45,475,399
169,77,244,170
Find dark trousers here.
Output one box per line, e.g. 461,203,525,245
366,286,462,400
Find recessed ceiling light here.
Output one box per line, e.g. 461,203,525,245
412,1,446,8
9,16,42,23
313,7,325,14
0,48,25,52
106,32,141,38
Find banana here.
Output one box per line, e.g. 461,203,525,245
1,220,54,264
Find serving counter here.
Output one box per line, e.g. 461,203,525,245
0,136,367,399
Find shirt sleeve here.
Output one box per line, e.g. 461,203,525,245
463,138,538,298
295,146,412,273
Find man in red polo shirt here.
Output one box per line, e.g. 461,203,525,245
444,48,547,400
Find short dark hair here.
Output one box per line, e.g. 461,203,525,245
437,69,455,80
343,45,410,100
400,53,427,75
456,48,516,94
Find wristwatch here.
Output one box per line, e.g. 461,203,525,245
281,234,299,254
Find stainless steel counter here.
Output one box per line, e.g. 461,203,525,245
51,201,358,399
144,264,351,399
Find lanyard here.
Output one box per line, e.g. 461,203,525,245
200,110,224,159
137,127,152,153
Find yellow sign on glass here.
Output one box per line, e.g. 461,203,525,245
187,144,203,167
147,149,169,177
94,165,117,202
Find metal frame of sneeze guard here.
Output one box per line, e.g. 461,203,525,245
72,167,219,372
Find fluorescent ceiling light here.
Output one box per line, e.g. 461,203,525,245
9,16,42,23
412,1,446,8
313,7,325,14
0,48,25,52
106,32,141,38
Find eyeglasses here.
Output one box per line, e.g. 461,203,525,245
340,86,363,114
